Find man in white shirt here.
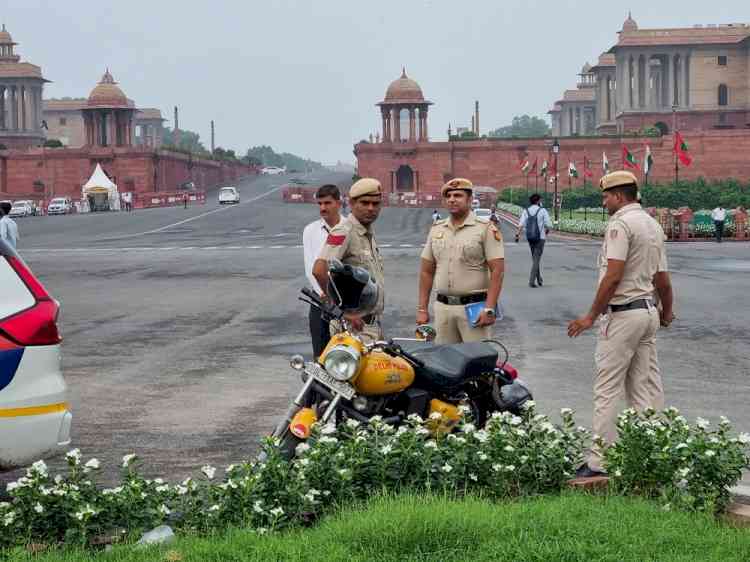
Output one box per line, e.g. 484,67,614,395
0,202,19,250
711,206,727,243
515,194,553,287
303,184,343,357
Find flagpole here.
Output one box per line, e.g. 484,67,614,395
525,172,528,200
672,106,679,188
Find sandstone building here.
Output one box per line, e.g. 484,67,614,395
550,14,750,136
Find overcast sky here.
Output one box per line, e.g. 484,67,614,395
5,1,749,163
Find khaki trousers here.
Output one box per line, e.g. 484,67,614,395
588,307,665,472
434,301,491,345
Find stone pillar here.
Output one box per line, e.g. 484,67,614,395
682,53,690,107
20,85,26,131
625,56,632,109
409,107,416,142
392,107,400,143
9,85,16,130
666,54,675,108
632,57,640,109
422,108,428,141
381,108,389,143
0,86,5,130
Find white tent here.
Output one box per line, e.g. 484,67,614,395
82,164,120,211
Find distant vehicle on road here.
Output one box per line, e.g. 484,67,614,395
9,201,33,218
261,166,286,176
179,181,196,191
47,197,72,215
472,198,480,209
15,200,40,216
218,186,240,204
475,208,492,219
0,238,71,470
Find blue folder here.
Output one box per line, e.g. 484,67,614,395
465,301,503,326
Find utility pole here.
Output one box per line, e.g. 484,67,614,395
210,120,215,154
474,100,480,136
672,105,678,187
173,106,180,148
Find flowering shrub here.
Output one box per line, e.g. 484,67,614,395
496,202,523,217
558,218,607,236
0,403,586,548
604,408,750,513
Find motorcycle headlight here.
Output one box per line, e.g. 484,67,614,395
323,345,361,381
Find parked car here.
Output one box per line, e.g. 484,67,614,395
47,197,72,215
9,201,33,218
475,208,492,219
261,166,286,175
0,238,71,470
218,186,240,204
15,200,40,216
472,198,481,209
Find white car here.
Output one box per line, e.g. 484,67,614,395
47,197,72,215
475,208,492,219
472,198,481,209
261,166,286,176
218,186,240,204
0,238,71,470
9,201,33,218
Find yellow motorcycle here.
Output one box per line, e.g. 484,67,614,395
271,263,532,458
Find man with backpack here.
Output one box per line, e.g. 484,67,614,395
516,194,552,288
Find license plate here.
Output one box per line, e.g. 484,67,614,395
306,362,356,400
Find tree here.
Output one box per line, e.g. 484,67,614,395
489,115,551,138
161,127,209,155
245,145,323,172
43,139,64,148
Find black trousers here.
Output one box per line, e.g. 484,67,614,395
528,239,546,284
309,305,331,358
714,220,724,242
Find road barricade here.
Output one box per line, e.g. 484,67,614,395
134,191,207,209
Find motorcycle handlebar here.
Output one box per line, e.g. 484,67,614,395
300,287,344,321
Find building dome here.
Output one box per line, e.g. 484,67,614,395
0,24,14,45
622,12,638,33
384,68,425,103
88,69,129,107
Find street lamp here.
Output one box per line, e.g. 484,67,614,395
552,138,560,224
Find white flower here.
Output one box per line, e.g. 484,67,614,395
318,436,338,444
678,467,691,477
677,479,688,489
478,452,489,461
122,453,137,468
417,427,430,436
396,426,408,436
509,416,523,426
560,408,574,416
719,416,731,426
140,492,148,499
492,464,502,472
696,417,710,430
208,504,220,512
513,429,527,437
154,478,164,485
541,422,557,434
270,507,284,517
84,458,101,470
441,463,453,473
705,450,716,457
298,458,310,467
30,460,48,476
74,504,96,521
3,511,16,526
614,470,622,477
504,465,516,472
425,440,437,450
158,504,171,516
253,500,264,514
469,473,478,482
474,430,489,443
429,412,443,420
520,455,529,464
521,400,536,411
295,443,311,455
320,424,337,436
34,503,44,514
156,484,170,493
175,485,188,496
709,437,720,444
738,433,750,445
407,414,423,423
380,445,393,455
6,482,19,493
201,465,217,480
66,449,82,464
662,503,671,512
675,443,688,450
40,486,51,496
504,445,515,452
257,527,268,535
345,418,361,429
645,429,656,437
54,475,63,485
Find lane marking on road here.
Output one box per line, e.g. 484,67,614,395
120,185,283,238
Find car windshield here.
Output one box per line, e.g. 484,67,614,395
475,209,491,217
220,188,235,193
51,199,66,204
11,202,26,208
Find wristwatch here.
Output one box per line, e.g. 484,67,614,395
483,308,496,317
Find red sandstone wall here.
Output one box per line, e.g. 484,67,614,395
0,146,255,200
356,130,750,195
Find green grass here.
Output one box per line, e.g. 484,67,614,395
560,210,607,222
5,493,750,561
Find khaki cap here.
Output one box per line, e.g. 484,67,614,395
349,178,382,199
441,177,473,197
600,170,639,192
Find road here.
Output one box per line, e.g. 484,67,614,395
3,172,749,487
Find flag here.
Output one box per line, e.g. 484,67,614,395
520,158,530,174
644,145,654,175
622,145,640,170
540,160,548,176
674,132,692,166
602,152,609,174
583,156,593,178
568,161,578,178
530,157,538,173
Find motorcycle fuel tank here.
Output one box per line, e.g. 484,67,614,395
354,351,415,396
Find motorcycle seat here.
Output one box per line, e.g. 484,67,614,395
402,342,498,391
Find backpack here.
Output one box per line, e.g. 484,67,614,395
525,207,541,242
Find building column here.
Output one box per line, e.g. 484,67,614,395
0,86,5,130
9,85,17,130
682,52,690,107
381,108,389,143
666,53,675,108
392,107,400,143
421,108,428,141
20,85,26,131
625,56,632,109
408,107,416,142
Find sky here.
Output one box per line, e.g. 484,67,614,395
5,1,749,163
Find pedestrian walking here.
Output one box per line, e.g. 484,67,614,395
431,209,441,224
314,178,385,341
302,184,343,358
568,171,675,477
417,178,505,344
711,205,726,243
0,201,19,250
515,194,552,287
183,193,189,210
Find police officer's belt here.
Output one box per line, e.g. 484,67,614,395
609,299,652,313
437,292,487,306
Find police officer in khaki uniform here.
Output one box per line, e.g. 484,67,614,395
568,171,675,477
313,178,385,339
417,178,505,344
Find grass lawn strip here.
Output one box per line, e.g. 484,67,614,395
6,493,750,562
